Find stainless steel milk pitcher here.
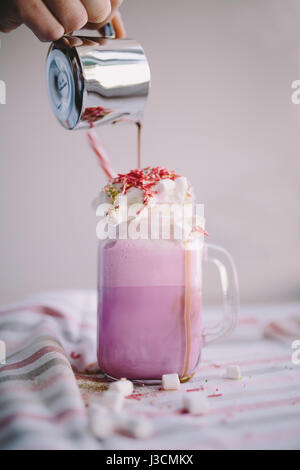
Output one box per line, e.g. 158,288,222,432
46,25,151,130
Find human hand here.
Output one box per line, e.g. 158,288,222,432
0,0,125,42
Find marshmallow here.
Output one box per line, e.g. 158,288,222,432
117,415,153,439
226,365,241,380
109,378,134,397
125,187,144,205
99,390,124,412
89,408,115,440
175,177,188,202
162,373,180,390
126,418,153,439
154,179,175,195
183,392,210,415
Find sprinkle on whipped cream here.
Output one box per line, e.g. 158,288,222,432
104,167,182,207
100,167,195,223
96,166,207,239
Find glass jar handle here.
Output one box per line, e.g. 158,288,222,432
202,243,239,345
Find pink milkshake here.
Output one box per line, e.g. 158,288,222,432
96,167,205,380
97,238,203,380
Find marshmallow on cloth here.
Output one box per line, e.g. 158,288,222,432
88,405,115,440
183,392,210,415
226,365,241,380
99,390,124,412
162,373,181,390
109,378,134,397
116,415,153,439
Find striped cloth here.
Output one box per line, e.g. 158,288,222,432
0,291,299,450
0,291,99,450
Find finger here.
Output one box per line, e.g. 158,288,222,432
0,1,22,33
43,0,88,34
17,0,64,41
80,0,111,24
83,0,123,31
110,0,124,14
112,11,125,38
96,0,123,26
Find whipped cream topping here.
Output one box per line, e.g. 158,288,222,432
96,167,205,240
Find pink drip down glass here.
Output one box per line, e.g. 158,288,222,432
97,233,239,384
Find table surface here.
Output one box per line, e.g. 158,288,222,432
77,302,300,450
0,292,299,450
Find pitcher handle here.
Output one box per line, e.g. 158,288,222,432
71,21,115,38
202,243,239,345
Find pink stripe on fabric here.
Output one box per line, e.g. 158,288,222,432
0,305,64,317
199,354,292,372
209,395,300,416
267,321,294,337
0,346,68,373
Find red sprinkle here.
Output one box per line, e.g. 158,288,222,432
107,167,180,207
126,394,142,401
208,393,223,398
70,352,81,360
186,387,205,392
